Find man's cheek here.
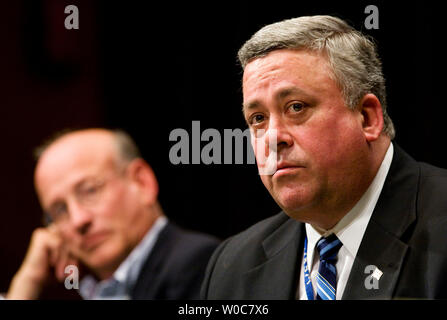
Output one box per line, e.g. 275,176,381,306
259,175,274,196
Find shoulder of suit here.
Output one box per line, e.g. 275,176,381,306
233,211,291,240
418,161,447,178
417,161,447,202
400,161,447,258
213,212,292,261
162,222,221,250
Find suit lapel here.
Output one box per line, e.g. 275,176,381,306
131,223,174,299
241,217,304,299
342,220,409,299
342,144,419,299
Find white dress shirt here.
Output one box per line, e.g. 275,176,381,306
79,215,168,299
297,143,394,300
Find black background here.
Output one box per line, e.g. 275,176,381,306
0,0,445,293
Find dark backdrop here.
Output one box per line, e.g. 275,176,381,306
1,0,444,293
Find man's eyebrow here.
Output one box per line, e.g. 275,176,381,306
74,176,102,191
277,87,311,100
242,87,312,113
44,177,92,211
242,101,260,113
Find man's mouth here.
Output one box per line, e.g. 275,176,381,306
81,232,110,251
273,161,304,177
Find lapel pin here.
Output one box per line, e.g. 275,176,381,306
371,266,383,281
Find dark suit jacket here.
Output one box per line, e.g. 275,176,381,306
130,222,220,299
201,145,447,299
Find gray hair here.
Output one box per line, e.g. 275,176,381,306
238,15,395,139
112,129,142,165
34,128,142,167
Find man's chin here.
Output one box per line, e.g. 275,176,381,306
80,245,123,275
273,190,316,218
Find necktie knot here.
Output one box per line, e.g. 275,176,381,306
316,233,342,261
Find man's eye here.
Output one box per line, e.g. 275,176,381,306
289,102,305,112
249,114,265,125
84,186,99,194
80,184,103,199
49,204,68,221
81,180,105,195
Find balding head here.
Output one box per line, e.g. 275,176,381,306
35,129,127,204
35,129,140,175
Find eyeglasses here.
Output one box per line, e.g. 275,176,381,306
44,173,120,227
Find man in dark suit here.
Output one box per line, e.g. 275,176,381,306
201,15,447,299
6,128,219,299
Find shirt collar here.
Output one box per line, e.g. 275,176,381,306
114,215,168,284
79,215,168,299
306,142,394,266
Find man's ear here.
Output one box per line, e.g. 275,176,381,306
358,93,384,142
126,158,159,205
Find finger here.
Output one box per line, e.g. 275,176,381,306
46,233,64,268
47,223,64,238
55,244,77,282
25,228,61,265
17,228,65,286
54,246,66,281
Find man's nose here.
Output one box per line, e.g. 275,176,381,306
268,115,293,152
68,201,93,234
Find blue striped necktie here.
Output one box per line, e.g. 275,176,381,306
315,234,342,300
